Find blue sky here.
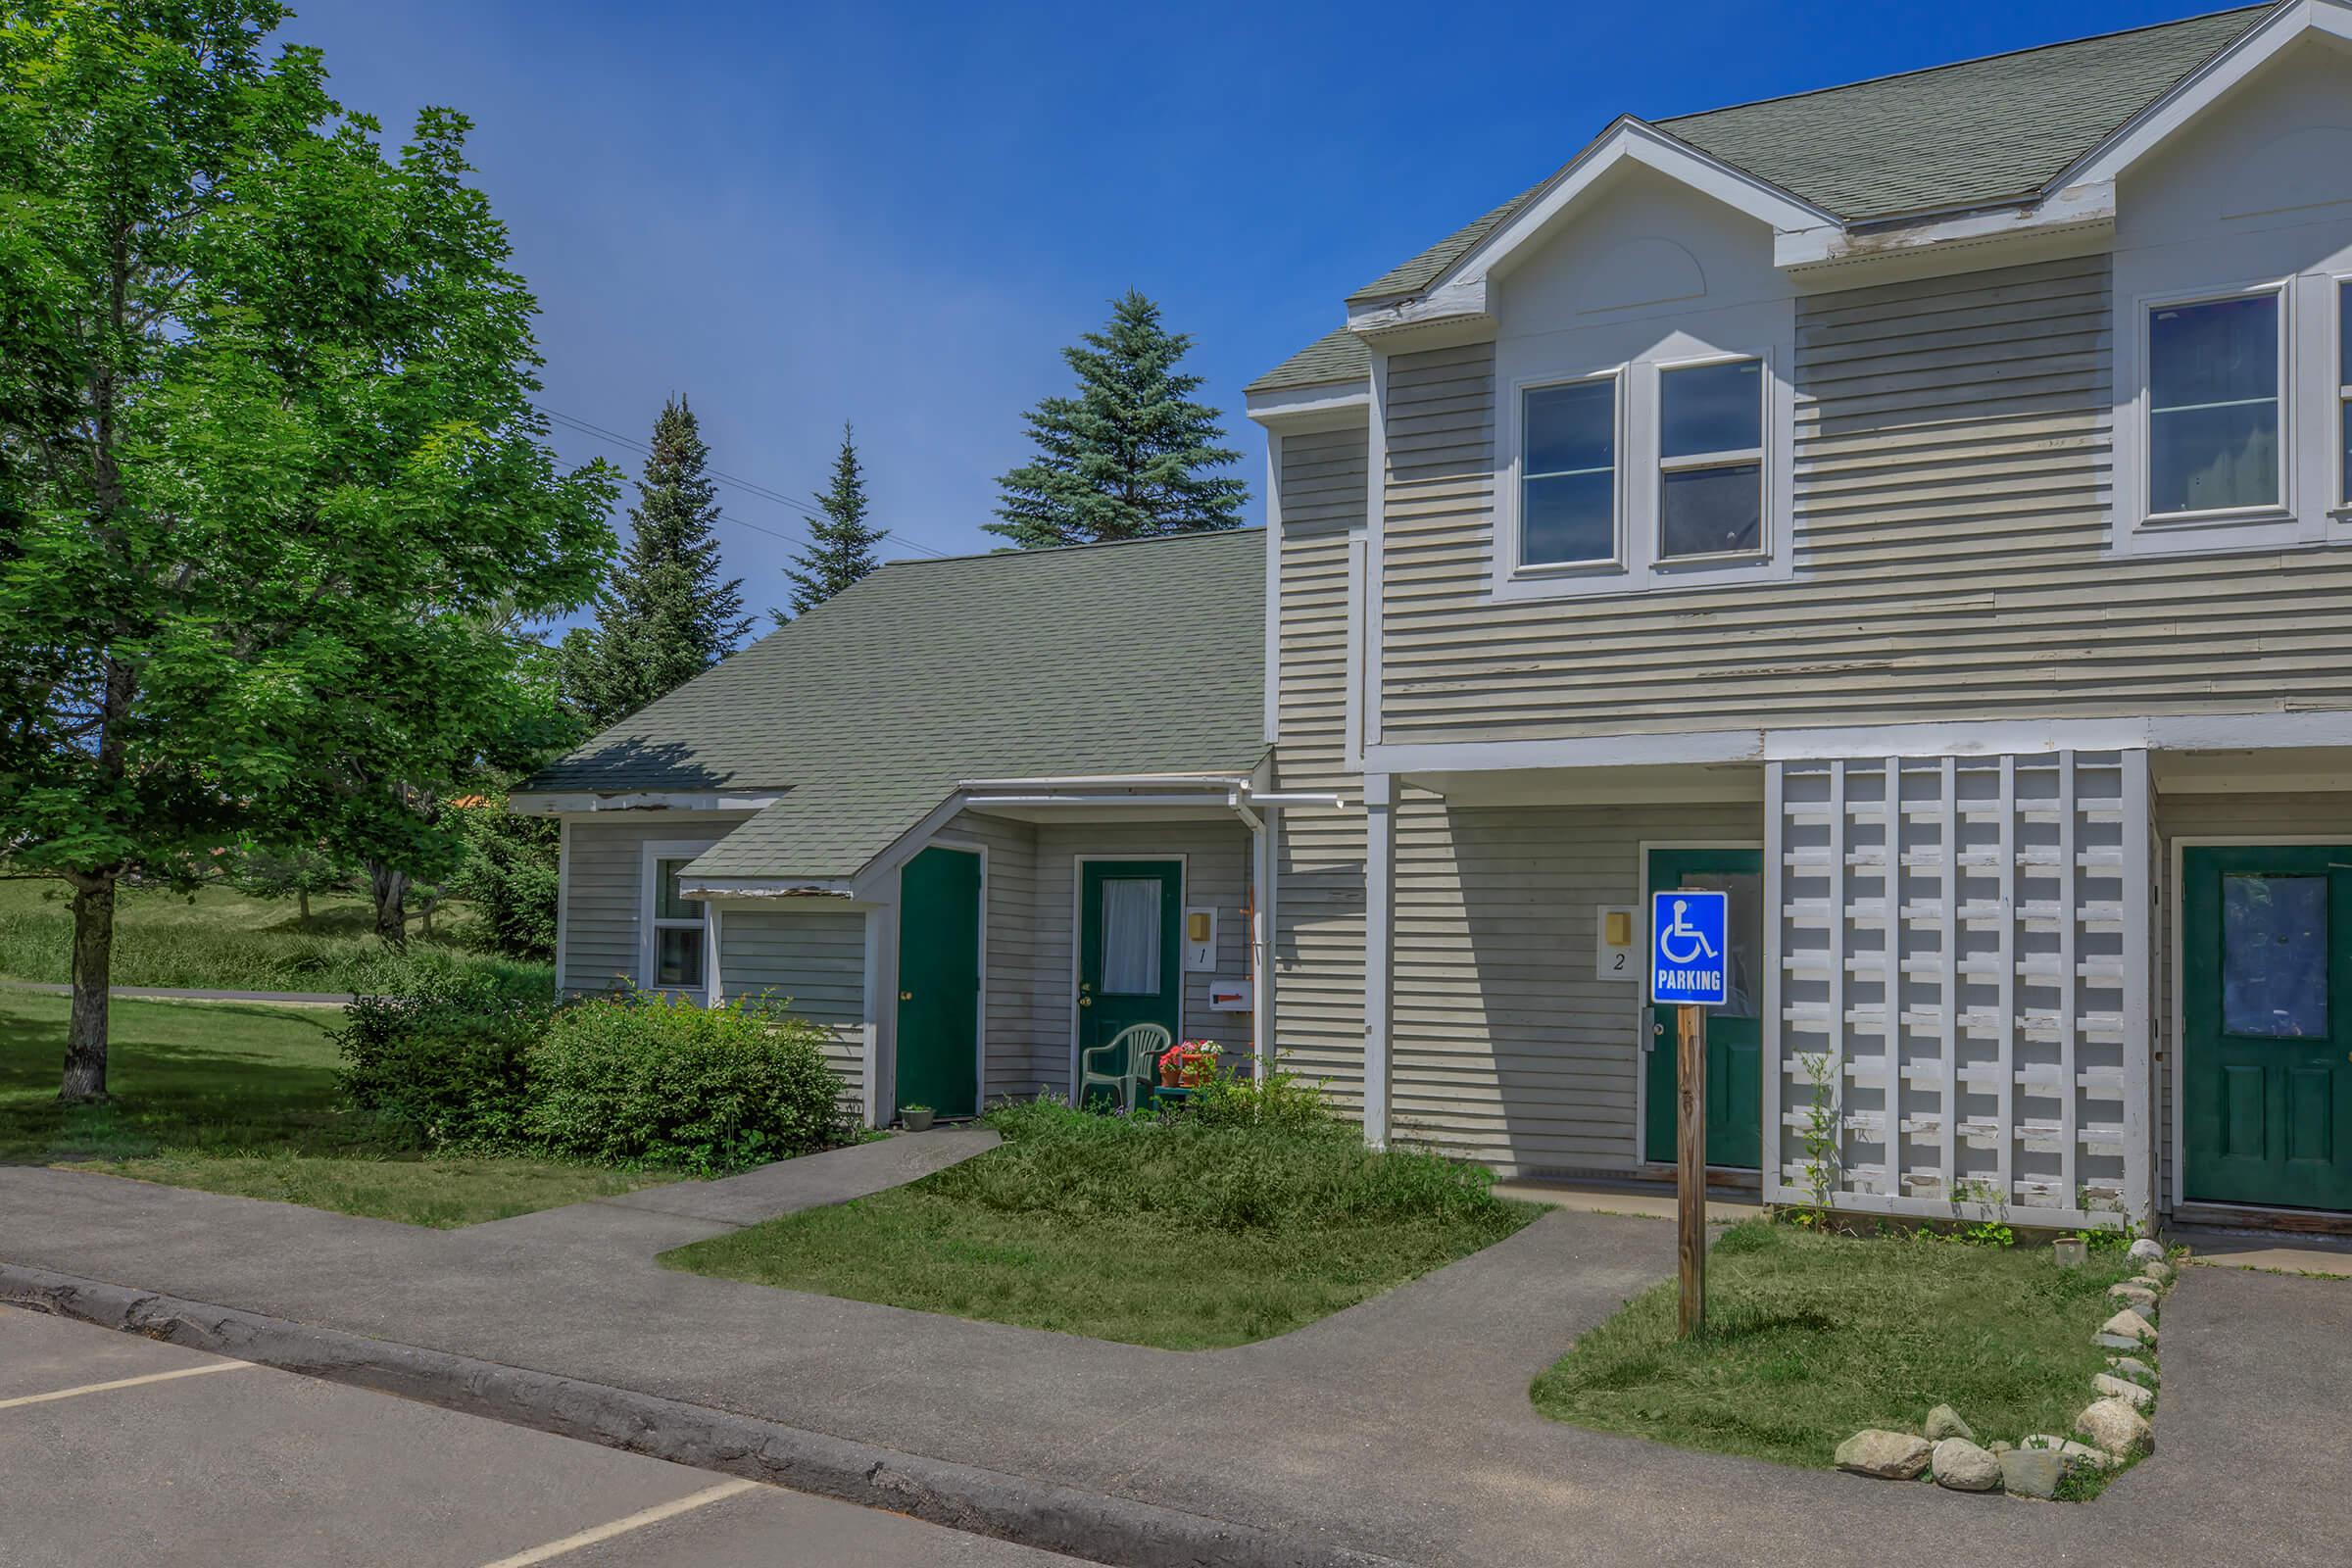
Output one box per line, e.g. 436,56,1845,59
286,0,2230,604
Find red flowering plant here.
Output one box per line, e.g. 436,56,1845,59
1159,1039,1224,1088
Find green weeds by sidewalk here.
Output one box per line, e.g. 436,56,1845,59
1531,1219,2138,1470
0,994,670,1226
662,1092,1538,1348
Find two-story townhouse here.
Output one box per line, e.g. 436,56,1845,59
1250,0,2352,1232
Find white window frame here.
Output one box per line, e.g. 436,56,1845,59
1512,368,1626,575
639,839,717,1000
2335,272,2352,515
2136,277,2293,532
1492,306,1796,602
1652,349,1770,567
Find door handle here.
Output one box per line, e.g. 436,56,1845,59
1078,996,1093,1008
899,991,912,1002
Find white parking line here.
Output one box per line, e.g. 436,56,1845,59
476,1478,762,1567
0,1359,252,1410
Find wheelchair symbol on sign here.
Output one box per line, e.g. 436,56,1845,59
1658,899,1719,965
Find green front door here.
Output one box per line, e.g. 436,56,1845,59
1643,847,1764,1168
1078,860,1183,1095
2182,845,2352,1210
896,846,980,1119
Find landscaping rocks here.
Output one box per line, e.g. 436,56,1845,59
2100,1307,2157,1347
2140,1260,2175,1286
1931,1438,2001,1492
2076,1397,2154,1458
2109,1282,2159,1313
2094,1373,2154,1412
2106,1355,2158,1387
1999,1447,2068,1500
2094,1332,2145,1351
2128,1238,2165,1266
1989,1439,2014,1455
2059,1441,2114,1472
1836,1430,1933,1480
1924,1404,1975,1443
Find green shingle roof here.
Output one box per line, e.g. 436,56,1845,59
524,529,1266,882
1252,5,2271,392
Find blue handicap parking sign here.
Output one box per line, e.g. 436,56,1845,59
1651,890,1730,1006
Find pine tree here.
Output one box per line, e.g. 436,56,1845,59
559,397,752,728
777,423,887,621
987,291,1248,549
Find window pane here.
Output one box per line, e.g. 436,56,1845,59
656,858,701,921
656,925,705,989
1100,878,1162,996
2223,873,2327,1038
1661,359,1762,459
1660,464,1762,559
1524,380,1613,476
2148,295,2278,514
1523,471,1614,564
1682,871,1762,1020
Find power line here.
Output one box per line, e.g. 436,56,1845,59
542,407,957,561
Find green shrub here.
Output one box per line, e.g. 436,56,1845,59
1184,1068,1340,1134
334,971,552,1146
524,992,852,1173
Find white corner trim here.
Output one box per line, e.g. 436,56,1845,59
1246,381,1371,430
1363,348,1389,754
553,817,571,993
1348,119,1834,333
1264,430,1284,748
2060,1,2352,191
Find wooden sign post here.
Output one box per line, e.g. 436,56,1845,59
1676,1002,1706,1339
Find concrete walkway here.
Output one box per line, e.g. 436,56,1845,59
0,980,354,1007
3,1145,2348,1566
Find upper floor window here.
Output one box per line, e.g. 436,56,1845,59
1521,376,1618,567
1658,358,1764,560
2147,291,2281,519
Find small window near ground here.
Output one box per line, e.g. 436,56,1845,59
653,857,706,989
1521,378,1617,566
1658,359,1763,560
1100,877,1162,995
2148,294,2280,517
2222,873,2327,1038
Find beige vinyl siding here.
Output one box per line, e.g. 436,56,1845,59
1390,799,1757,1174
2151,791,2352,1211
1377,256,2352,743
560,814,753,995
718,906,867,1102
1272,424,1370,1107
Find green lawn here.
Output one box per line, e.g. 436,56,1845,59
662,1098,1537,1348
1531,1220,2140,1471
0,993,671,1226
0,877,551,997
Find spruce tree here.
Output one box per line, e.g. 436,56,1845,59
988,291,1248,549
777,423,887,621
559,397,752,728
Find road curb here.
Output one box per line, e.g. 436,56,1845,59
0,1262,1407,1568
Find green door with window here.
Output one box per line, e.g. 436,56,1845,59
1643,847,1764,1168
2182,846,2352,1211
895,846,980,1119
1078,860,1183,1098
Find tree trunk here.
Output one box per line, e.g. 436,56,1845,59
62,876,116,1102
368,861,410,949
298,888,311,924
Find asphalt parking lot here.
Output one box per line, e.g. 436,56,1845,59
0,1304,1084,1568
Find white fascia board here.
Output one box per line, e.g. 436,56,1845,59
679,878,856,901
1365,710,2352,775
954,772,1249,791
1347,119,1835,334
508,791,781,816
2059,1,2349,191
1775,181,2116,272
1245,381,1370,431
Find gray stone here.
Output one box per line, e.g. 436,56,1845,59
2093,1373,2154,1411
2094,1333,2144,1351
2109,1282,2158,1310
2059,1441,2115,1472
2128,1238,2166,1266
1989,1440,2014,1455
2075,1397,2154,1458
2140,1259,2175,1286
1923,1403,1975,1443
2100,1307,2157,1346
2106,1355,2158,1387
1999,1447,2068,1500
1932,1437,2001,1492
1836,1429,1933,1480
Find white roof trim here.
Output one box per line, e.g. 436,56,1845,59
1245,380,1370,430
1347,118,1835,332
2058,0,2352,190
509,791,781,816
